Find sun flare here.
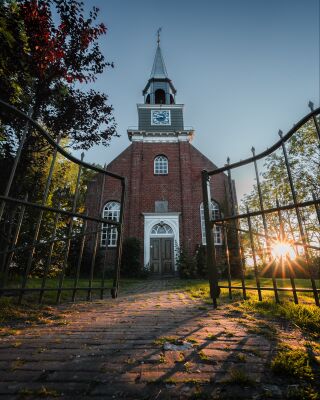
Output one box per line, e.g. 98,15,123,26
271,241,296,260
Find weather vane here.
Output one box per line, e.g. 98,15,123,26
157,27,162,45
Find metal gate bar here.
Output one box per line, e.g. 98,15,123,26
0,100,126,304
202,103,320,308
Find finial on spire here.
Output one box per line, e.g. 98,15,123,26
157,27,162,46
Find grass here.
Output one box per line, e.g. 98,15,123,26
154,336,198,346
177,352,185,362
0,278,140,333
240,299,320,338
246,321,278,340
18,386,59,397
0,297,68,334
285,386,319,400
184,361,192,372
178,278,319,304
125,357,136,364
271,345,315,381
198,350,209,361
11,359,26,370
4,277,141,304
186,336,199,344
162,377,210,385
235,353,246,362
176,278,320,338
206,333,218,341
159,352,166,363
222,368,255,386
153,336,183,346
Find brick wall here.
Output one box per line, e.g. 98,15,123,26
85,141,235,270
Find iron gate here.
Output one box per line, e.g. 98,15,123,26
0,100,126,304
202,103,320,308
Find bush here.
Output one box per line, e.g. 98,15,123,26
177,247,198,278
121,237,148,278
195,245,207,278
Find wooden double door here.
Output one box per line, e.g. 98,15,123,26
150,237,174,275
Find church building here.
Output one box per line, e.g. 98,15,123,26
87,38,235,275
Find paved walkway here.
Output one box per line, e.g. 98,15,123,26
0,280,311,399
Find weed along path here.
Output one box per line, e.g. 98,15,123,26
0,279,319,399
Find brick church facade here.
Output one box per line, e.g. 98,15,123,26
86,39,235,275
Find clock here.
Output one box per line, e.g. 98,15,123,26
151,110,171,125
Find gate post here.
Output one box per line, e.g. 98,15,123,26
201,170,220,308
111,177,127,299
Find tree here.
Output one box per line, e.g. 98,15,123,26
0,0,117,151
240,119,319,277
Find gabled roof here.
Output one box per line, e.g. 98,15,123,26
150,44,168,79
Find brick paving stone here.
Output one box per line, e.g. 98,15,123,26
0,279,316,399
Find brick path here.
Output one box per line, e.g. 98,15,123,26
0,280,309,399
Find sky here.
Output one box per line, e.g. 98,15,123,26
75,0,319,199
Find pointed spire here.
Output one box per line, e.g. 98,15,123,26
150,28,168,79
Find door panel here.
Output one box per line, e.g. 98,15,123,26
150,237,174,275
150,238,161,273
161,238,174,274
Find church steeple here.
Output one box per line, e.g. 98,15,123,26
143,30,176,105
150,42,168,79
127,32,194,143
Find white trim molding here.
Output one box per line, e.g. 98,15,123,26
137,103,184,110
143,212,180,270
127,130,194,143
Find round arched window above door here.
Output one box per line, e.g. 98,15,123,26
151,223,173,235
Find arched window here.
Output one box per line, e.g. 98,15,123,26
155,89,166,104
101,201,120,247
146,94,150,104
200,201,222,245
151,223,173,235
154,155,168,175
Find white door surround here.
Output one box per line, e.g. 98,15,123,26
143,212,180,271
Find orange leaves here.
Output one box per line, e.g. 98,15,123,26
17,0,108,83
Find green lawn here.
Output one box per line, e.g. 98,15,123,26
3,277,141,304
175,278,320,339
174,278,320,305
3,276,319,305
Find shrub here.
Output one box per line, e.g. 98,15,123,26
196,245,207,278
121,237,147,278
177,247,198,278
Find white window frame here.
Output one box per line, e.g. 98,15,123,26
200,201,222,245
154,155,168,175
101,201,120,247
151,223,174,235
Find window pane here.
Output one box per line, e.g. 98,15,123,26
200,202,222,245
151,223,173,235
154,155,168,175
101,201,120,247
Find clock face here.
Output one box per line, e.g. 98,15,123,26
151,110,171,125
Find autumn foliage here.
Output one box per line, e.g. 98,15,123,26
0,0,117,150
20,0,108,83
